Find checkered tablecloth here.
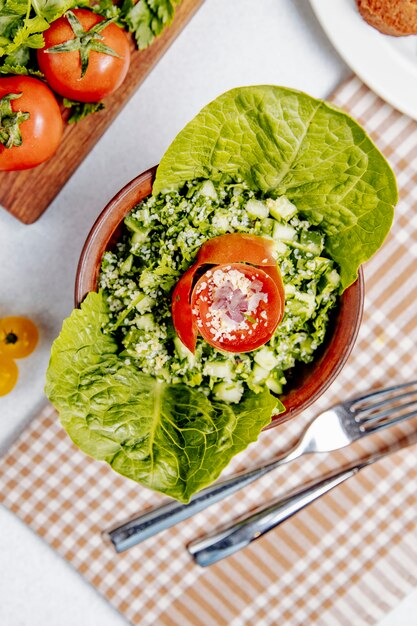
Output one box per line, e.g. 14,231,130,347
1,75,417,625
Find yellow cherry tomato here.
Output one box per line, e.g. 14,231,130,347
0,355,18,396
0,316,39,359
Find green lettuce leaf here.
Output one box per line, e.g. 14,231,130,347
45,292,277,502
153,85,397,289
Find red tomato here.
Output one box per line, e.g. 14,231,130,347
191,263,283,353
197,233,284,293
172,265,199,353
197,233,277,266
37,9,131,102
172,234,285,353
0,76,63,171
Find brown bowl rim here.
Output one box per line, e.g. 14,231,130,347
75,165,364,427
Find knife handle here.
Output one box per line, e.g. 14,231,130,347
188,467,358,567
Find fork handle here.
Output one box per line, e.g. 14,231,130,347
105,445,301,552
188,467,358,567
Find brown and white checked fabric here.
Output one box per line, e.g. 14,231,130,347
1,75,417,626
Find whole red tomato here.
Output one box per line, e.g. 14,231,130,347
37,9,131,102
0,76,63,171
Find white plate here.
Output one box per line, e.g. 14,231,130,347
309,0,417,120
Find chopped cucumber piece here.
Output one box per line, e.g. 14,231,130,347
286,292,316,318
259,217,275,235
212,211,230,231
213,381,244,404
325,269,340,288
174,336,192,359
272,223,297,241
254,347,279,370
120,254,133,274
274,240,289,256
124,216,142,233
125,217,150,245
267,196,297,221
135,294,155,314
174,336,196,366
131,230,149,245
312,257,334,274
251,364,269,383
199,180,218,199
299,231,324,255
266,376,283,394
284,283,296,295
203,360,234,379
246,198,269,219
247,364,270,393
136,313,156,331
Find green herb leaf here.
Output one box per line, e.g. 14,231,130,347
63,97,104,123
0,61,43,75
0,0,29,57
0,0,28,27
45,292,276,502
0,14,23,39
153,86,397,290
0,0,79,66
148,0,178,27
31,0,78,22
4,14,49,55
122,0,153,49
90,0,121,20
122,0,180,49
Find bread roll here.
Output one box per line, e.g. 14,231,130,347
357,0,417,36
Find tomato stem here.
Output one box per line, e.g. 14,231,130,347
5,332,18,345
0,93,30,149
45,11,121,78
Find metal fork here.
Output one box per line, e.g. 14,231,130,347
105,381,417,552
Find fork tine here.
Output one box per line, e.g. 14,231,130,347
356,393,417,423
348,380,417,412
363,407,417,433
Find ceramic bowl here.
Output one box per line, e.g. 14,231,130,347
75,166,364,427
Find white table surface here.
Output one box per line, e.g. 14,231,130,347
0,1,415,624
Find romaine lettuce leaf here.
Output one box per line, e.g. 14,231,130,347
45,292,277,502
153,85,397,289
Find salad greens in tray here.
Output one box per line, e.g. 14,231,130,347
46,85,397,502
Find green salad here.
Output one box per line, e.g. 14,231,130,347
46,86,397,502
99,179,340,402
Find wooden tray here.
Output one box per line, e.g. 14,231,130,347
0,0,203,224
